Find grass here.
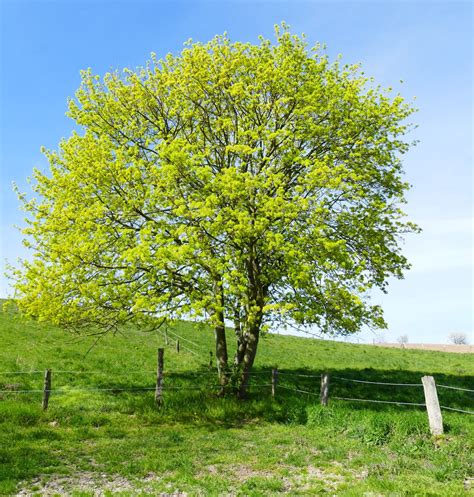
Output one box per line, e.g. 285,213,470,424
0,303,473,496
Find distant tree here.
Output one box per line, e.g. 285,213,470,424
10,25,418,397
448,332,469,345
397,334,409,345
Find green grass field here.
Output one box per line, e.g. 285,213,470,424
1,304,473,496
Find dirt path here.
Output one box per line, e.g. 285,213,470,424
372,343,473,353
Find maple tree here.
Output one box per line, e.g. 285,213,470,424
12,25,418,396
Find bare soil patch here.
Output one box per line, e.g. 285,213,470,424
372,343,473,353
15,472,185,497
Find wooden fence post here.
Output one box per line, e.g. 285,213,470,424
155,348,164,407
176,340,180,353
320,372,330,406
272,368,278,398
42,369,52,410
421,375,443,435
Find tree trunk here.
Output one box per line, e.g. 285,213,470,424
233,308,246,366
213,281,229,389
234,336,246,367
237,326,260,398
214,321,228,386
235,245,265,398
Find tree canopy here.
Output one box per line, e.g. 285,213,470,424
11,25,418,395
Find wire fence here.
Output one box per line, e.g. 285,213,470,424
278,384,428,407
155,327,203,356
278,374,474,416
1,367,472,417
0,368,275,396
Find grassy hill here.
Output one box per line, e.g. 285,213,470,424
0,305,473,496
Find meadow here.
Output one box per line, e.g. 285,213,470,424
0,304,473,496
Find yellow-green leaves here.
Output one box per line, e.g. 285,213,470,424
12,24,417,339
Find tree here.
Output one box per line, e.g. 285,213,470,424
397,334,409,345
448,332,469,345
10,25,418,396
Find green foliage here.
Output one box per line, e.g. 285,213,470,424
10,25,418,343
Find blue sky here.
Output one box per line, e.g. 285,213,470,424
0,1,472,344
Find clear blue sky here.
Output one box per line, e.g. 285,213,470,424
0,0,472,344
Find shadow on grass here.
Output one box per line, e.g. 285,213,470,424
39,365,470,430
2,366,472,426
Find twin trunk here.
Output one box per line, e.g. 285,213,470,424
214,314,261,398
212,272,264,397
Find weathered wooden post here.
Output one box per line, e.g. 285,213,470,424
320,372,330,406
176,340,180,353
271,368,278,398
421,375,443,435
42,369,52,410
155,348,164,407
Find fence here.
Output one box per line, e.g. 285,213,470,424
276,371,473,435
1,348,473,435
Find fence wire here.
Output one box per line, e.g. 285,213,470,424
165,329,201,347
333,376,422,387
0,371,44,375
0,382,274,394
278,372,321,378
437,384,474,393
332,396,427,407
0,369,273,376
439,405,474,414
278,385,319,396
